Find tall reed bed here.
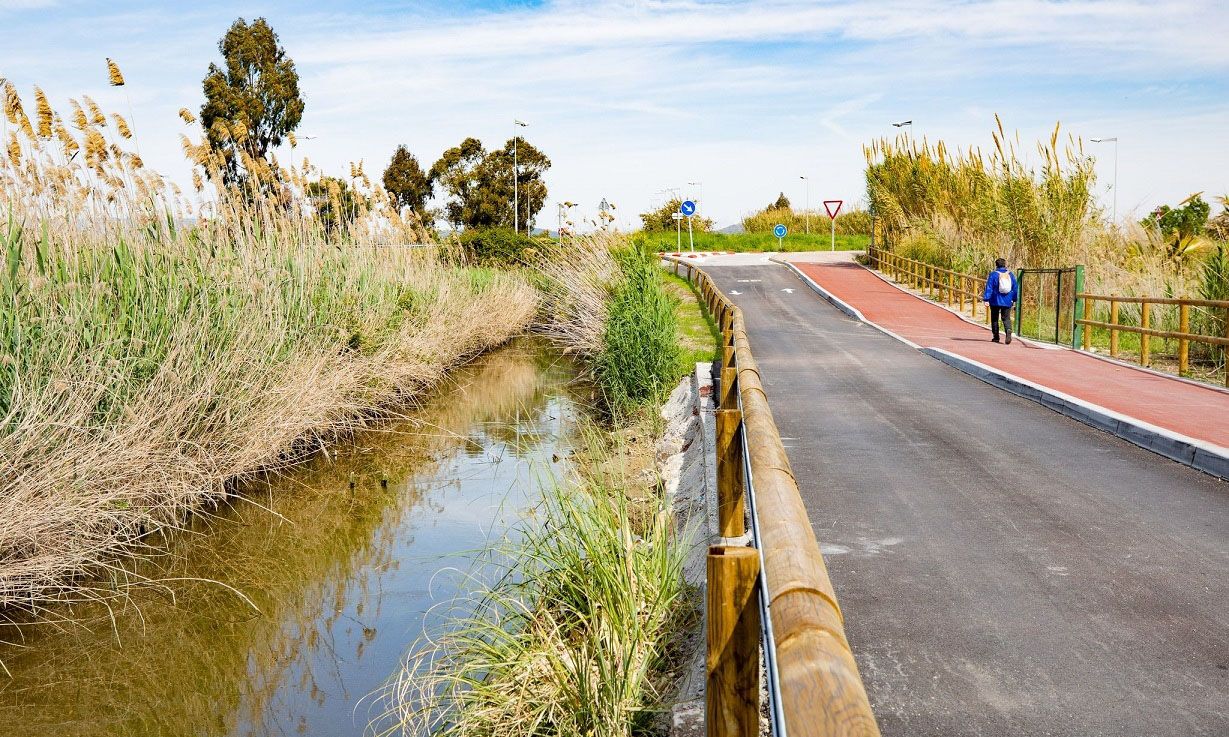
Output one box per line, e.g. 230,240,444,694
865,117,1097,271
0,73,536,622
741,207,871,236
386,428,688,736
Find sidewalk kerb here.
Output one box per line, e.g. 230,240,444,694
921,348,1229,480
776,259,922,350
778,260,1229,481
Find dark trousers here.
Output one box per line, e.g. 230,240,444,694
991,304,1013,339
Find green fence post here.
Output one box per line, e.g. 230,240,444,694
1015,269,1025,336
1072,265,1085,349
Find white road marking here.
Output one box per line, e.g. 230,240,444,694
736,279,762,283
781,288,795,294
730,290,742,295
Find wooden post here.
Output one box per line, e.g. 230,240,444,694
1082,298,1093,351
721,346,737,410
715,409,746,538
946,271,953,306
1140,301,1151,367
1178,303,1190,375
1110,300,1119,357
706,546,760,737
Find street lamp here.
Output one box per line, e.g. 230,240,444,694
892,120,912,128
799,175,810,234
1090,137,1118,225
513,119,527,235
688,180,703,217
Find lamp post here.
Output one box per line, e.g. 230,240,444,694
1090,137,1118,225
688,180,703,216
513,119,527,234
799,175,810,234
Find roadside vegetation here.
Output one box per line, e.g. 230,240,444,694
866,117,1229,382
385,233,715,735
0,40,543,627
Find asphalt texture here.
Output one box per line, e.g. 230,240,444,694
706,263,1229,737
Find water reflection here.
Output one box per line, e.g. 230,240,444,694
0,339,579,737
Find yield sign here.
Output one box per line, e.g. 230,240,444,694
824,200,843,218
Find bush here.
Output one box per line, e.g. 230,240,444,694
456,227,540,267
598,245,682,416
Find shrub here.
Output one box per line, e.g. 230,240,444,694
597,245,682,416
456,227,540,267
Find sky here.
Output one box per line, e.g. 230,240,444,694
1,0,1227,231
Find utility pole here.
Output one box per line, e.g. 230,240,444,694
800,175,810,234
513,119,527,234
1091,137,1118,225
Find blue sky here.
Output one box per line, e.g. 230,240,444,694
2,0,1227,229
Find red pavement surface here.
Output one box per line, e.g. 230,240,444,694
794,261,1229,449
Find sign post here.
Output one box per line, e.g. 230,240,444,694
681,200,697,252
773,223,787,250
823,200,843,251
671,212,684,251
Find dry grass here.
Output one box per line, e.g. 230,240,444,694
0,70,537,628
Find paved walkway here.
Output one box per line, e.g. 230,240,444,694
704,262,1229,736
789,258,1229,451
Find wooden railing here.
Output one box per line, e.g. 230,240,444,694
866,246,989,322
1077,294,1229,385
666,256,880,737
862,248,1229,385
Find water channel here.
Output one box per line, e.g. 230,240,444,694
0,339,581,737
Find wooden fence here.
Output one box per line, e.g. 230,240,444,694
667,256,880,737
866,247,990,322
1077,294,1229,385
865,248,1229,384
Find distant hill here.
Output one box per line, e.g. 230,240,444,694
716,223,745,234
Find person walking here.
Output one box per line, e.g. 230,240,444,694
983,258,1018,344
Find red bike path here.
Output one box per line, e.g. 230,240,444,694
791,261,1229,451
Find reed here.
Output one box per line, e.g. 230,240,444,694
865,117,1097,271
0,75,535,624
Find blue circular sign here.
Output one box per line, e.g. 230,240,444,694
680,200,697,217
773,224,787,238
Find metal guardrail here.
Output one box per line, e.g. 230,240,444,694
666,256,880,737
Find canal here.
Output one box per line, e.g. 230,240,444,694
0,339,581,737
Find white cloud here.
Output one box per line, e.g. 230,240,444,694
1,0,1226,227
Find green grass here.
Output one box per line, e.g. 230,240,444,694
643,230,869,253
664,272,721,375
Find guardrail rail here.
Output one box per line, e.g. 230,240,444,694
666,255,880,737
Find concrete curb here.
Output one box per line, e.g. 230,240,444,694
778,261,1229,481
777,259,922,349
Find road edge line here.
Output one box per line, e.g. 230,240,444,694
777,259,1229,481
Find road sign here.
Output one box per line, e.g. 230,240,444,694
671,212,685,220
823,201,842,251
773,224,787,238
680,200,697,217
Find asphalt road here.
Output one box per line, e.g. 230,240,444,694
706,262,1229,737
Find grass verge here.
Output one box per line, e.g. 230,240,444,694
642,230,868,253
